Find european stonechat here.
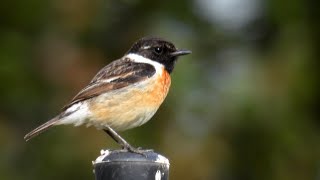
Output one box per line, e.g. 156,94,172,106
24,37,191,153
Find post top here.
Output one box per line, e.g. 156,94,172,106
93,149,170,166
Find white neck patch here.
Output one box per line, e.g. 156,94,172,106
126,53,163,75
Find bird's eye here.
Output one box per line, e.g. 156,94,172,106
154,47,163,54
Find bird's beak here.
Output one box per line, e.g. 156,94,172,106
171,49,192,57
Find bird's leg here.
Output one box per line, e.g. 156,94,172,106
103,126,150,154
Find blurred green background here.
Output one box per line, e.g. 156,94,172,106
1,0,319,179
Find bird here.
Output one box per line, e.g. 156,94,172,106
24,37,191,153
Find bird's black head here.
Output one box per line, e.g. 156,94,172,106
127,37,191,73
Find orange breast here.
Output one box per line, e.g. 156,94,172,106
87,68,171,130
147,67,171,106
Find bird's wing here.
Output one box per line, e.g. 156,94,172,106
62,58,156,110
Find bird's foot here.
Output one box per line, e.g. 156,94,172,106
122,144,153,157
103,127,153,157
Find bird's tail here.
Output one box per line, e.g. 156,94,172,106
24,117,60,141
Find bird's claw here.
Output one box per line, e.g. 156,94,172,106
122,144,153,157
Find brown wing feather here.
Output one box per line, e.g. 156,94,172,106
90,58,132,83
62,58,156,110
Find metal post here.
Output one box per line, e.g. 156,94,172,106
93,150,170,180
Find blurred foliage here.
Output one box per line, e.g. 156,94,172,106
0,0,319,179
